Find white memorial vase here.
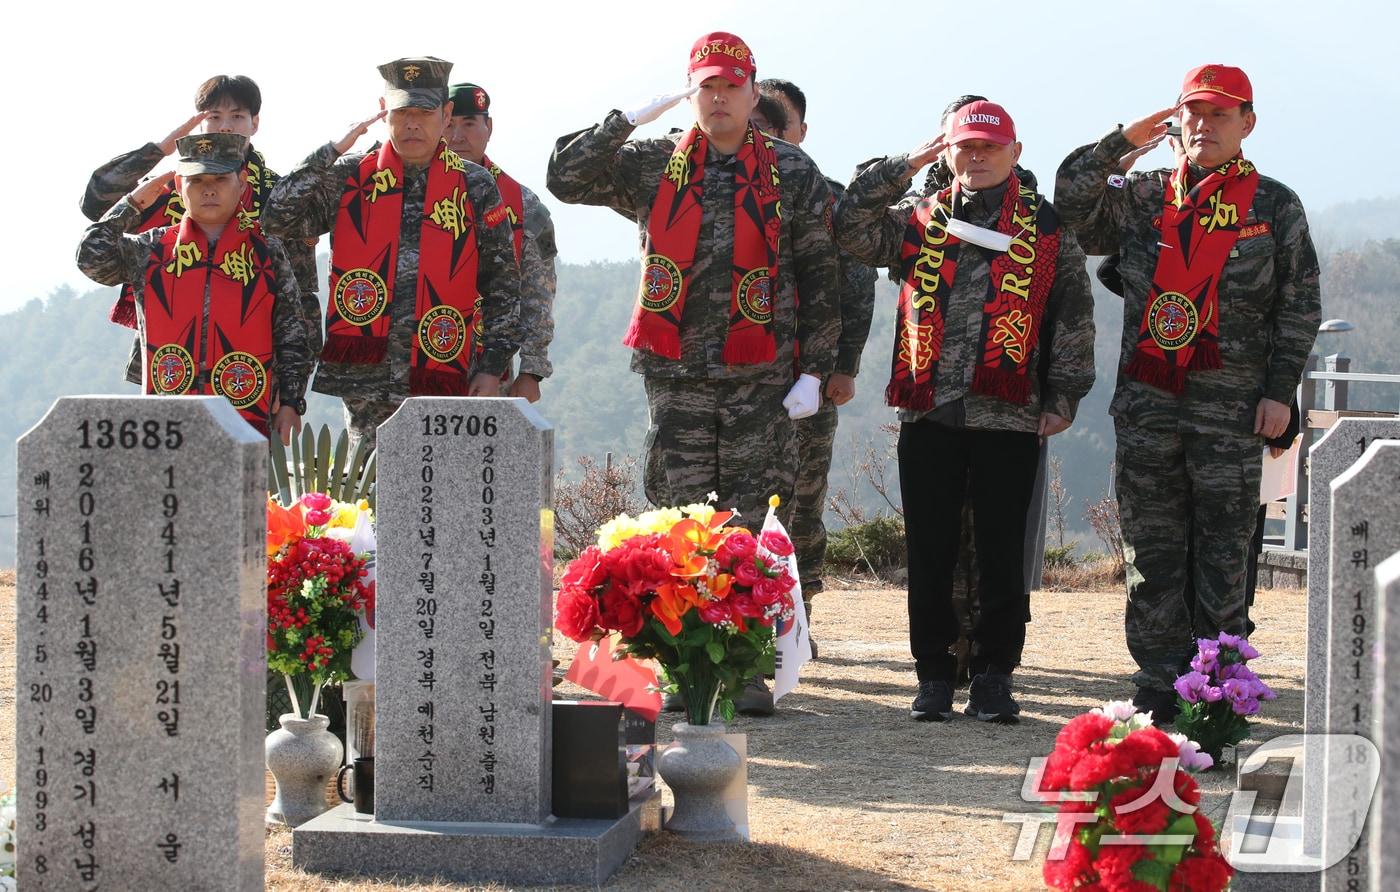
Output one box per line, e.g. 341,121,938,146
656,721,742,842
265,713,343,827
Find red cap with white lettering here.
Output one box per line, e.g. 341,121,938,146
946,100,1017,145
687,32,756,86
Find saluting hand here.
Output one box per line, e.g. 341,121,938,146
1122,106,1178,149
624,86,700,127
129,171,176,210
904,134,948,178
157,112,208,156
335,110,387,156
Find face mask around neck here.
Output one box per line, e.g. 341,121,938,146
944,217,1015,252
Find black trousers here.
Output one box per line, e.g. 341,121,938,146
898,420,1040,682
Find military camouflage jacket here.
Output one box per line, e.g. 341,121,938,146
1055,127,1321,435
81,141,324,362
517,183,558,379
825,176,878,378
75,198,314,405
835,155,1095,433
260,142,521,401
546,111,841,384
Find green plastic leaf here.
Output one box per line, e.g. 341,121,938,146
705,641,725,664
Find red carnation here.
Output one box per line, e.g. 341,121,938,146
555,587,600,642
1092,843,1158,892
562,547,607,591
1109,779,1171,835
1169,851,1232,892
599,586,646,637
1058,712,1113,750
1043,836,1095,889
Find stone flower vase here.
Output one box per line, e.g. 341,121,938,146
656,721,742,842
266,713,343,827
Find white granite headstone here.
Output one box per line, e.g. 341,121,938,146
16,396,267,891
373,398,553,823
1370,551,1400,891
1322,440,1400,890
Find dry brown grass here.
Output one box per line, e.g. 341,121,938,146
0,574,1307,891
1039,556,1124,593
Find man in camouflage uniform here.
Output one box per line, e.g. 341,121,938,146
77,132,314,444
835,100,1095,723
1054,64,1320,722
758,78,878,658
262,57,521,449
444,82,558,402
546,32,840,530
80,75,322,385
548,33,841,716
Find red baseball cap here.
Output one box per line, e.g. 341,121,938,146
947,100,1016,145
688,32,756,86
1179,64,1253,108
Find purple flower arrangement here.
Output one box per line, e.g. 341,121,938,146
1172,633,1276,766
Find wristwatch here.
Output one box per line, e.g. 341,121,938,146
288,397,307,416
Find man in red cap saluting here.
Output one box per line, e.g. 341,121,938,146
1055,66,1320,724
835,100,1095,724
547,31,842,716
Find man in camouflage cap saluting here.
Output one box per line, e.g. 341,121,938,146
78,132,314,444
445,82,559,403
1054,65,1320,723
262,56,521,449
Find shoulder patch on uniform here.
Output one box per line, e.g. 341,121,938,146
1240,221,1272,239
483,203,510,228
823,195,835,233
1106,174,1127,189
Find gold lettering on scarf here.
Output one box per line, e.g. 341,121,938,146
899,319,934,372
911,206,951,309
162,195,185,226
235,207,259,232
439,146,466,174
165,241,203,277
665,144,693,189
992,309,1032,363
1198,192,1239,233
219,243,255,285
430,188,469,240
368,168,398,203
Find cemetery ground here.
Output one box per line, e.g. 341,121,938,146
0,570,1309,891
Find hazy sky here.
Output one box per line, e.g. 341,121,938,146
6,0,1394,313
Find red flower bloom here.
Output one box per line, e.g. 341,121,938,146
732,559,763,588
752,575,786,606
759,529,794,557
699,600,736,625
1058,712,1114,750
1092,843,1158,892
1169,851,1232,892
1109,779,1171,835
555,587,600,642
599,586,646,637
729,593,763,619
1043,837,1095,890
562,547,607,591
724,530,758,561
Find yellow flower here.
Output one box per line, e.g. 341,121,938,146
327,500,360,529
680,502,716,525
636,507,682,534
597,513,643,551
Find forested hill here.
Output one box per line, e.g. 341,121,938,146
3,223,1398,566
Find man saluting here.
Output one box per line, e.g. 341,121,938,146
262,57,521,449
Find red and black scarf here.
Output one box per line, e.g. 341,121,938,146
888,172,1060,410
1127,155,1259,394
111,149,275,330
483,156,524,264
143,217,277,434
325,140,481,395
627,124,782,364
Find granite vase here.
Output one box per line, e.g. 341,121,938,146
266,713,343,827
656,721,741,842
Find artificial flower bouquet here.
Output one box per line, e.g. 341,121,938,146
554,500,797,725
1173,633,1276,765
1039,701,1231,892
266,492,375,718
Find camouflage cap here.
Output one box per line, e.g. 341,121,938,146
448,82,491,117
378,57,453,110
174,132,248,176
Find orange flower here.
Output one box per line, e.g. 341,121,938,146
651,580,703,635
707,572,734,600
266,499,307,556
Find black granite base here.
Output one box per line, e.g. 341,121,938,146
292,790,660,886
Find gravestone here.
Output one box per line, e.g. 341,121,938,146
1303,418,1400,855
1370,551,1400,891
16,396,267,891
293,398,659,886
1321,440,1400,890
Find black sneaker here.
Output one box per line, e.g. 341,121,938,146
911,680,954,722
1132,686,1179,727
964,673,1020,723
809,635,819,660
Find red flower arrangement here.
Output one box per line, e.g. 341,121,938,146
266,493,374,717
555,503,797,724
1039,705,1233,892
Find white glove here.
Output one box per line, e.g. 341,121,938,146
624,86,700,126
783,373,822,420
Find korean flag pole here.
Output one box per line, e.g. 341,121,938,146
759,495,810,702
